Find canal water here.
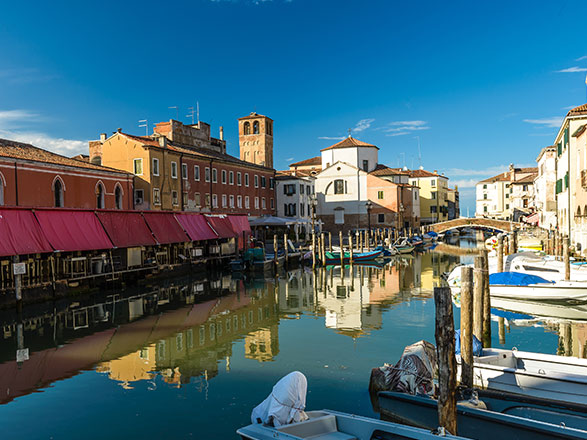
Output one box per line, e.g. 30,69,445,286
0,243,584,439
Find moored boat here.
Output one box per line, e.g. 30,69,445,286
377,391,587,440
323,250,383,265
464,348,587,406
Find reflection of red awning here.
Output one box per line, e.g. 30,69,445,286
96,212,156,248
175,213,218,241
142,212,188,244
205,215,237,239
0,209,53,256
525,212,539,225
34,210,113,252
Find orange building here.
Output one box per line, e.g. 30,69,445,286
0,138,133,209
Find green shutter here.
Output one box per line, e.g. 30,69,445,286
564,126,569,147
558,141,562,156
556,179,562,194
565,172,569,189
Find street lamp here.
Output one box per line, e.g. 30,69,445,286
366,200,373,250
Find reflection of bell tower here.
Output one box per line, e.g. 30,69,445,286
238,112,273,168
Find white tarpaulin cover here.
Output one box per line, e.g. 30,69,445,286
251,371,309,427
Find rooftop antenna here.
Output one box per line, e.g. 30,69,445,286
187,107,195,125
168,106,178,120
348,128,352,137
197,101,200,124
138,119,148,136
400,152,406,168
415,136,422,167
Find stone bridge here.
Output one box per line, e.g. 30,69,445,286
428,217,520,233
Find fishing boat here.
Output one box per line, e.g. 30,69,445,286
377,390,587,440
446,267,587,301
423,231,438,242
409,235,424,246
243,248,274,272
238,409,468,440
323,250,383,265
464,348,587,406
499,252,587,282
491,297,587,321
393,238,415,254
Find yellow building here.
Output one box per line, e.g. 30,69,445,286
409,169,450,225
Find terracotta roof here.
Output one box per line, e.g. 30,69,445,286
0,138,130,175
275,170,317,179
512,173,538,184
369,164,410,176
479,167,538,184
238,112,273,121
120,133,273,172
408,169,445,178
567,103,587,117
320,136,378,151
289,156,321,167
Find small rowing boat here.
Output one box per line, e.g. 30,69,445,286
323,250,383,265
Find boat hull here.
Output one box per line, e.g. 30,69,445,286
469,348,587,406
378,391,587,440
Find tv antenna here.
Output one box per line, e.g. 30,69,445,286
138,119,148,136
414,136,422,166
168,106,178,120
187,107,195,124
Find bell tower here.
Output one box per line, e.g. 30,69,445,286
238,112,274,169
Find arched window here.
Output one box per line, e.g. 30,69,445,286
267,121,272,136
115,185,123,209
96,182,105,209
53,177,64,207
244,122,251,135
253,121,259,134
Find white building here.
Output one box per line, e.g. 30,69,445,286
476,165,537,219
275,171,315,235
534,146,557,229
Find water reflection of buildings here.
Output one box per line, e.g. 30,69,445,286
0,275,279,403
277,252,459,338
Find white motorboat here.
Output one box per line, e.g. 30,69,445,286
446,266,587,302
238,409,468,439
467,348,587,406
491,297,587,321
490,252,587,282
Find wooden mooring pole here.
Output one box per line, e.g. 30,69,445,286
12,255,22,303
328,232,332,253
339,231,344,267
564,236,570,281
273,234,278,269
460,266,474,389
473,255,484,341
348,232,354,265
320,233,326,267
497,234,504,273
481,250,491,347
284,233,289,266
434,286,458,435
312,233,317,270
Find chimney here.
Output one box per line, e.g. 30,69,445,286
100,133,107,143
158,136,167,148
433,170,437,174
117,128,122,133
219,126,224,141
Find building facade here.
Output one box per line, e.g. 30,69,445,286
408,169,450,224
313,136,421,233
275,171,315,225
91,117,275,217
238,113,274,168
475,165,537,220
0,138,133,210
535,146,557,229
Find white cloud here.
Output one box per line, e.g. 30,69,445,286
562,105,580,110
555,66,587,73
523,117,563,128
318,136,345,140
0,108,87,157
0,68,58,85
444,164,536,178
286,157,294,161
378,120,430,136
450,178,480,189
353,118,375,133
576,56,587,61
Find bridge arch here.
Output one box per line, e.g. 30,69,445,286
428,218,520,234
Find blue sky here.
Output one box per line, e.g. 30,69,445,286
1,0,587,213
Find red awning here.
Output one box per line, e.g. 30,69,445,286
228,215,251,250
175,213,218,241
34,210,113,252
96,212,157,248
228,215,251,235
524,212,539,225
142,212,189,244
0,209,53,256
205,215,237,239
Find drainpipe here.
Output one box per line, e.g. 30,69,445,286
180,153,185,211
14,162,18,206
209,159,213,212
